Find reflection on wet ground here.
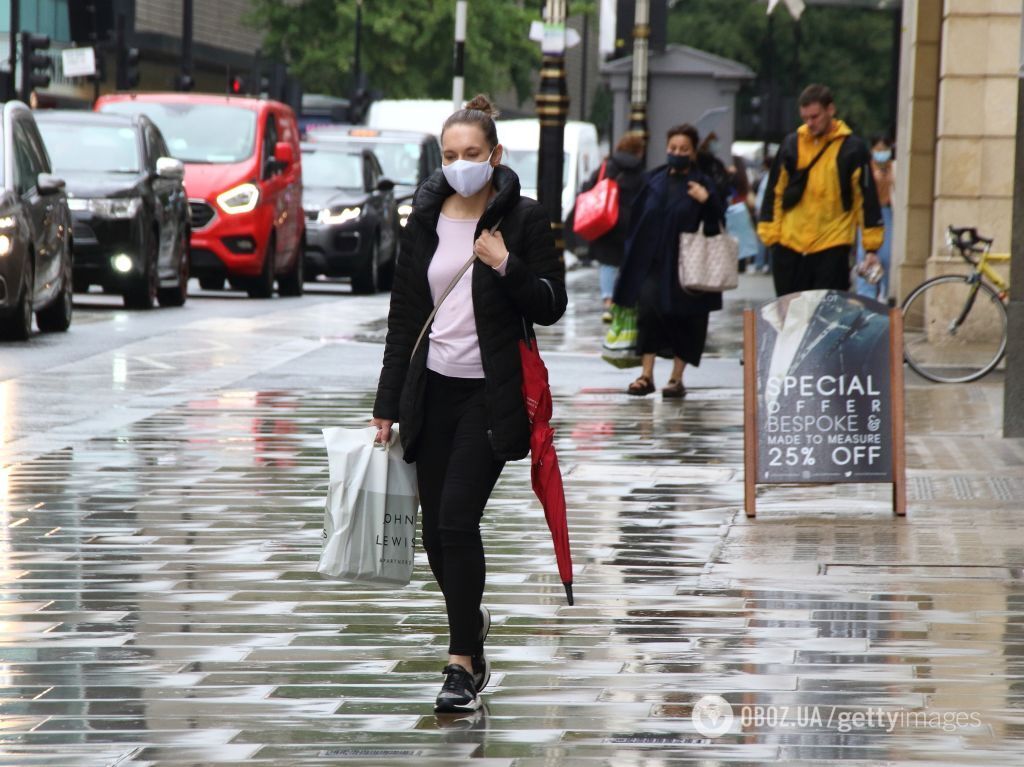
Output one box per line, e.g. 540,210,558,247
1,269,1023,764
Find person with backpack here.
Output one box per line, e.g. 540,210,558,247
576,133,646,322
757,84,884,297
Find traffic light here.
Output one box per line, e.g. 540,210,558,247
174,73,194,92
230,75,246,95
19,32,52,103
117,45,140,90
124,48,140,89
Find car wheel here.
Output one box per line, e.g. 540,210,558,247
158,229,190,307
247,236,275,299
0,256,34,341
124,232,159,309
277,234,305,297
351,235,380,295
37,242,73,332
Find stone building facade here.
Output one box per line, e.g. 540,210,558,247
894,0,1020,297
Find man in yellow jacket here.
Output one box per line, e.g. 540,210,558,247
758,84,885,297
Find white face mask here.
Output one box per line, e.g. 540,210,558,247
442,147,496,197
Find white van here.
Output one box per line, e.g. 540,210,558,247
367,99,455,135
497,118,602,221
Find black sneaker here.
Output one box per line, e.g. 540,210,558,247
472,605,491,693
435,664,480,713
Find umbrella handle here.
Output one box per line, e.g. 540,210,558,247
564,582,574,606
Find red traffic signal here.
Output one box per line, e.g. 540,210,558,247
230,76,246,95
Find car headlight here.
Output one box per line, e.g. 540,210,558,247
216,183,260,215
318,206,362,225
70,197,143,218
398,203,413,227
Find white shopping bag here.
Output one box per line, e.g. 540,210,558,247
318,426,418,587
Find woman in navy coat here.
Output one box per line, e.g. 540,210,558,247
613,123,724,398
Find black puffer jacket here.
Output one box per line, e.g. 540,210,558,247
373,164,568,463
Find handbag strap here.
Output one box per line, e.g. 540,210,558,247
411,215,504,361
596,160,607,183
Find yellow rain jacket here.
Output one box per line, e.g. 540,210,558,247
757,120,884,255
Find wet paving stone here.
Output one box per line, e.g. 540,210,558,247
1,270,1023,764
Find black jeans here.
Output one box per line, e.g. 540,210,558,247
416,371,505,656
772,244,852,297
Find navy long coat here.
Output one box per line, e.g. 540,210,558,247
613,165,725,316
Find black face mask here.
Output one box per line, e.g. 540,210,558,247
667,154,691,172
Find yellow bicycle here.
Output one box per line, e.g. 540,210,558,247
901,226,1009,383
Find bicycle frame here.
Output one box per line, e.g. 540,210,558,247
946,228,1010,298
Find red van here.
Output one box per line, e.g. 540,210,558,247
96,93,304,297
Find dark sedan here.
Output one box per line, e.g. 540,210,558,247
35,110,190,309
0,101,73,341
304,126,441,230
301,143,398,294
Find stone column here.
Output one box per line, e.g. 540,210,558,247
932,0,1020,268
892,0,943,300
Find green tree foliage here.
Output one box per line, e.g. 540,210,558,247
666,0,898,140
247,0,541,103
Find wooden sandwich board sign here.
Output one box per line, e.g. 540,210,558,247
743,290,906,517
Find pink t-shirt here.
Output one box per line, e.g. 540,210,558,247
427,213,484,378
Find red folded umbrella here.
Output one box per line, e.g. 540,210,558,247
519,336,574,605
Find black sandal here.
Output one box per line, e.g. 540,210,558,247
627,375,655,396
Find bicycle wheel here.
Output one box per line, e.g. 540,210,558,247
902,274,1008,383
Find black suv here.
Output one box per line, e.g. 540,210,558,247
304,126,441,229
36,110,190,309
0,101,73,341
301,143,399,294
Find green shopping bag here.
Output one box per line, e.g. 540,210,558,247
601,304,641,369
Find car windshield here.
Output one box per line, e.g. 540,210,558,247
302,149,364,189
100,101,257,164
501,149,569,189
310,134,420,185
39,123,140,173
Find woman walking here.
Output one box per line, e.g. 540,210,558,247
370,95,567,713
613,123,724,398
577,133,646,321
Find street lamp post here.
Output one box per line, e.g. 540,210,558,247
453,1,467,113
628,0,650,157
536,0,570,253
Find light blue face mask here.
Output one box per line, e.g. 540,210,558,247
873,149,892,164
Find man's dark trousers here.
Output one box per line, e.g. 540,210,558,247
772,244,852,297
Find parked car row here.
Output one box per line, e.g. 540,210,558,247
1,93,451,341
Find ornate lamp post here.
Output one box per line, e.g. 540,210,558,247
627,0,650,156
536,0,570,254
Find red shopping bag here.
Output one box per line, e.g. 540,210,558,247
572,160,619,242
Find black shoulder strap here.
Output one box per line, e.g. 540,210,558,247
804,135,843,174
